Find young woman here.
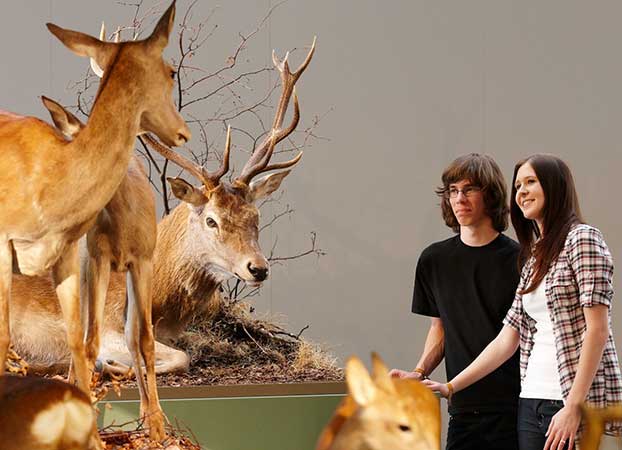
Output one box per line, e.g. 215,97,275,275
423,154,622,450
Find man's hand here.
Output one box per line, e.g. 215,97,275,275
389,368,424,380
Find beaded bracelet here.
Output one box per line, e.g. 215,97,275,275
413,367,426,378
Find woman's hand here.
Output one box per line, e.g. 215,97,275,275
421,379,450,398
544,403,581,450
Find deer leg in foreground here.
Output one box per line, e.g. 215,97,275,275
85,252,111,373
52,242,90,394
0,239,11,375
127,259,165,441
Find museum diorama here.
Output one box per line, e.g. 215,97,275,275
0,1,347,449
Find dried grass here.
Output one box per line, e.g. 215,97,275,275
171,298,343,384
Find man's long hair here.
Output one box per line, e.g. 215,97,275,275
436,153,510,233
510,154,583,294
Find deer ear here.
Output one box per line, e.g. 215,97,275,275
46,23,115,73
248,170,291,202
147,1,176,51
41,96,84,139
345,356,377,407
167,177,208,206
370,352,396,394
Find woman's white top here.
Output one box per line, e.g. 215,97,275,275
520,279,564,400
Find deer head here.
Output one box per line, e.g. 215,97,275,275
143,38,315,287
316,353,440,450
46,1,190,147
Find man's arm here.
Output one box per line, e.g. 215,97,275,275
390,317,444,380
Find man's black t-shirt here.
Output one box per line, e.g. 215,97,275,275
412,233,520,415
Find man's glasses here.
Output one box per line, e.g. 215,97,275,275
446,185,482,198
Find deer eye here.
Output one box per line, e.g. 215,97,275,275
205,217,218,228
399,424,411,432
170,69,177,79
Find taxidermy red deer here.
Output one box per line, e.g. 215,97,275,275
0,0,189,405
39,94,166,440
315,353,440,450
10,37,315,389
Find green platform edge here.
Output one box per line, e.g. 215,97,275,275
98,382,346,450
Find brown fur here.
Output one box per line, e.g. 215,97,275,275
0,375,98,450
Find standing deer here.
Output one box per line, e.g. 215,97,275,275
9,39,315,377
0,0,189,406
40,95,165,440
0,375,99,450
315,353,441,450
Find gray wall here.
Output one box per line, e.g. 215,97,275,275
3,1,622,446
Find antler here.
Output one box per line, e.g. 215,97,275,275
235,37,316,186
90,22,128,77
141,126,231,190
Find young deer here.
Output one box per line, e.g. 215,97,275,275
0,0,189,401
40,95,164,440
315,353,440,450
9,39,315,377
0,375,99,450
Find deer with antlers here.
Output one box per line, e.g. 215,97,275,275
9,38,315,384
0,0,189,406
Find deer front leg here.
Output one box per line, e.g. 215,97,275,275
127,258,165,441
0,238,11,374
85,252,111,373
53,242,90,394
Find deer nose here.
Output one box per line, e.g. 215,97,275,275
175,127,191,146
247,262,268,282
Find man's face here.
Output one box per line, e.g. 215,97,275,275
448,179,488,228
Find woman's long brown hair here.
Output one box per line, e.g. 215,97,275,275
510,154,583,294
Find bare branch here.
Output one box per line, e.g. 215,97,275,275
259,203,294,232
181,67,272,110
268,232,325,264
182,0,287,92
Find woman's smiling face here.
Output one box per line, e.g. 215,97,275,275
514,162,545,226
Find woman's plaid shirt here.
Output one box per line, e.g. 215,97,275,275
503,224,622,432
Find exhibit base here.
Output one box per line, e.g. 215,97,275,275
99,382,345,450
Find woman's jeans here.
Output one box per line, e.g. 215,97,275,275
517,398,567,450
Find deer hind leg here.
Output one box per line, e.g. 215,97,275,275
84,252,111,374
0,238,11,374
127,258,165,441
153,340,190,374
52,242,90,394
95,330,133,375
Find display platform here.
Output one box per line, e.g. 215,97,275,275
99,382,346,450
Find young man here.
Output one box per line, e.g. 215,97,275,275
391,154,521,450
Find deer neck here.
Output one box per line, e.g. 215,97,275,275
65,54,141,222
151,205,227,336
